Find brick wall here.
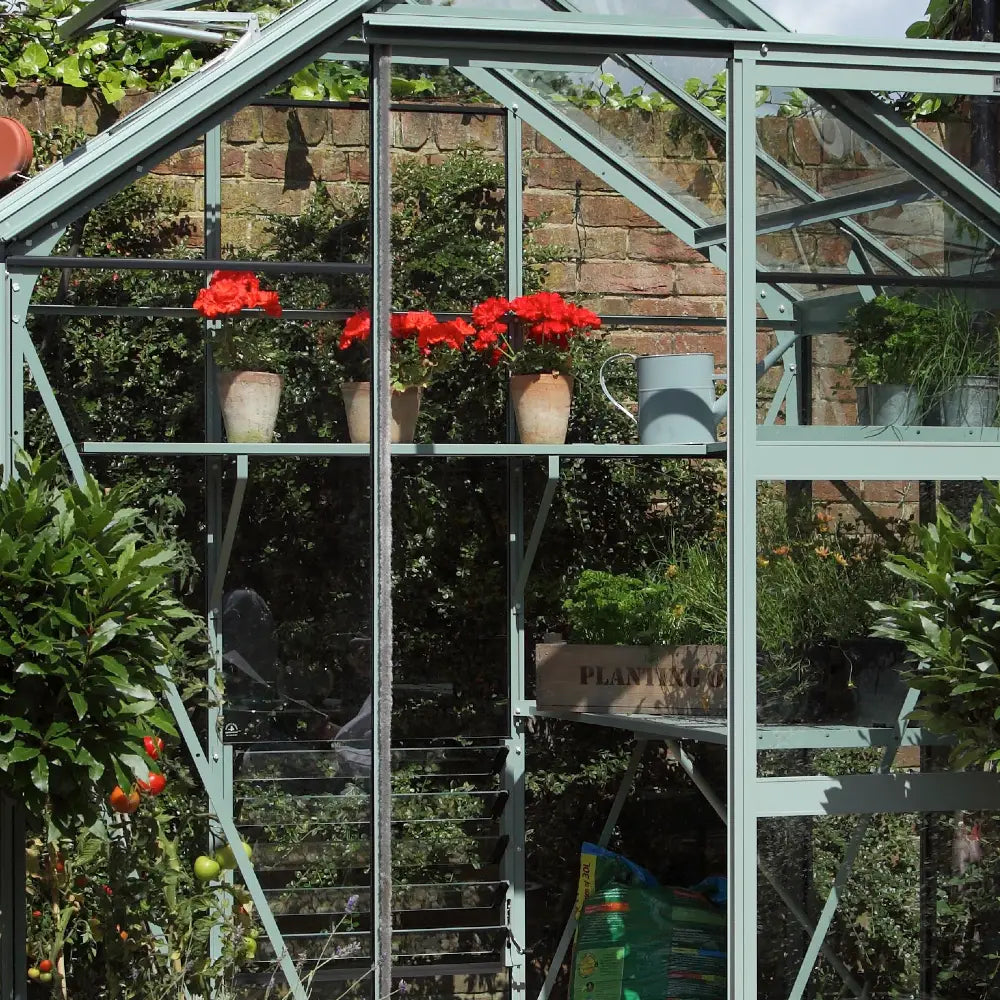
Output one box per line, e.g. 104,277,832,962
0,87,962,517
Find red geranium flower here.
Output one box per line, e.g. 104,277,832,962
391,311,438,339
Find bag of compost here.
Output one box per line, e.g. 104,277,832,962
572,856,726,1000
574,843,658,918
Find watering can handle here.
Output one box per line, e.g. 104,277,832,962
599,353,639,425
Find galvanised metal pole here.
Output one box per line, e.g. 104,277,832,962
971,0,997,188
727,46,760,1000
502,104,528,1000
370,41,394,1000
203,123,231,969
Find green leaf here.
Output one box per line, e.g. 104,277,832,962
19,41,50,74
69,691,88,720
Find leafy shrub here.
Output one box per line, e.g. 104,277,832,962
872,482,1000,768
0,453,206,835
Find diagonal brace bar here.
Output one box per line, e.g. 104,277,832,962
209,454,249,610
22,334,85,488
535,739,647,1000
665,740,865,999
514,455,560,601
786,687,921,1000
156,667,307,1000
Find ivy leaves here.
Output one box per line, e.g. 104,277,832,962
0,452,207,837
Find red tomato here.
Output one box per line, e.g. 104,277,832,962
38,960,52,974
146,773,167,796
143,736,164,760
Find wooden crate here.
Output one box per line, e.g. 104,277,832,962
535,643,726,716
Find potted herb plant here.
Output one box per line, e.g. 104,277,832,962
844,295,932,426
470,292,602,444
870,483,1000,768
920,294,999,427
334,309,476,442
193,271,284,443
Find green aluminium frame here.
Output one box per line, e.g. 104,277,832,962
3,1,1000,998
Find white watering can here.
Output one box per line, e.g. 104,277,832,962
599,344,791,444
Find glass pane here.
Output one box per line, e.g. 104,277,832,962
756,84,1000,277
754,481,915,728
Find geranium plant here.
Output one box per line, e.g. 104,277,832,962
335,309,476,390
193,270,284,372
470,291,602,374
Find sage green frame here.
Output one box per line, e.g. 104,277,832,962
3,2,1000,998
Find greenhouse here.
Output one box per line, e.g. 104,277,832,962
2,0,1000,998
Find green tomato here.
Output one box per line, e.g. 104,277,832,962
214,841,252,870
242,936,258,961
27,968,40,981
193,855,221,882
39,973,53,984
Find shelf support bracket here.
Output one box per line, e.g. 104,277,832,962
535,739,647,1000
786,686,921,1000
665,739,865,999
156,667,305,1000
514,455,560,602
209,453,249,610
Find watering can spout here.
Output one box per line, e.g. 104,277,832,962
711,392,728,421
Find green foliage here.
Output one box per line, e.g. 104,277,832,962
563,493,904,651
871,483,1000,768
842,293,998,392
0,453,206,837
25,761,258,1000
0,0,483,104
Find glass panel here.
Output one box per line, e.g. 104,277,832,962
756,84,1000,277
515,57,728,223
754,481,915,729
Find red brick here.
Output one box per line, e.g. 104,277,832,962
629,228,705,264
432,112,501,151
523,192,575,225
394,111,430,150
226,108,262,144
311,150,349,182
292,107,328,145
578,261,674,296
526,156,609,192
330,108,368,146
577,195,656,229
630,296,724,318
221,148,246,178
247,149,286,180
543,261,577,293
347,151,370,183
673,265,726,297
673,334,727,364
261,107,290,143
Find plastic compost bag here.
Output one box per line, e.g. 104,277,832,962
571,844,726,1000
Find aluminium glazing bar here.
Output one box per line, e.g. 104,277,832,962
22,333,85,486
695,180,927,246
361,9,1000,74
757,771,1000,818
756,271,1000,288
81,442,727,457
3,257,368,276
726,47,758,1000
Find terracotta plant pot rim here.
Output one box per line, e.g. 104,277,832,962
0,118,33,182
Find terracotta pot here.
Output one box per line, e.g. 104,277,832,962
217,371,283,443
0,118,33,183
340,382,422,443
510,373,574,444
